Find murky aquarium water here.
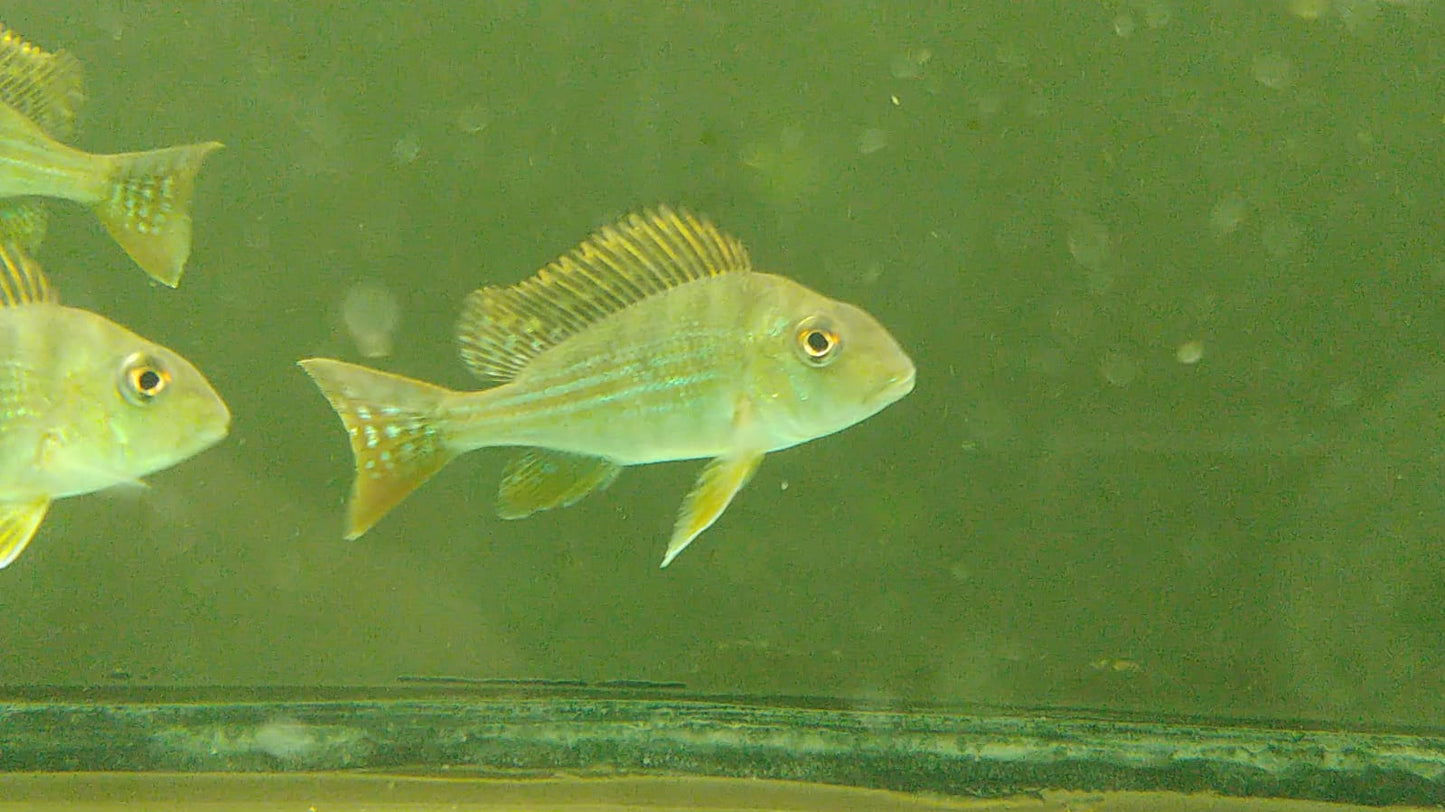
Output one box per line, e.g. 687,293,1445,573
1,1,1443,809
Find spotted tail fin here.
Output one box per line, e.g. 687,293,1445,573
95,141,223,287
298,358,459,539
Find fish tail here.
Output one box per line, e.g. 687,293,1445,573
298,358,460,539
94,141,224,287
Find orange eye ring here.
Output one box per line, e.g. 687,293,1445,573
118,353,171,405
793,317,841,367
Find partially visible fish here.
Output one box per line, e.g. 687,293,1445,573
0,21,85,253
300,207,915,568
0,22,222,287
0,242,230,568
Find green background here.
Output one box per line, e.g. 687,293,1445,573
2,1,1443,726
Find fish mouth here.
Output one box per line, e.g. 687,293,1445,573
872,366,917,404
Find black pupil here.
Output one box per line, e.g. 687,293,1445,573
137,368,161,393
806,330,832,354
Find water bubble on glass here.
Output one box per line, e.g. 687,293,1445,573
1143,2,1173,28
1329,381,1362,409
1210,195,1248,235
1114,13,1137,37
1175,340,1205,365
1101,352,1139,387
1287,0,1330,20
974,92,1005,119
455,103,490,135
1067,216,1112,271
1337,0,1382,33
1261,217,1304,258
857,128,889,155
994,44,1028,70
392,132,422,165
1023,92,1053,119
342,281,402,359
889,47,932,80
1252,52,1296,90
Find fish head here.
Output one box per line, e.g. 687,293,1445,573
39,311,231,494
751,278,915,449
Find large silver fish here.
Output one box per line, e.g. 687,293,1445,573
0,242,230,568
301,207,915,568
0,22,221,287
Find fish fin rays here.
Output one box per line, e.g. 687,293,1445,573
662,450,764,568
297,358,458,539
496,449,621,520
0,23,86,140
0,201,50,254
95,141,223,287
456,206,752,381
0,497,50,569
0,240,56,306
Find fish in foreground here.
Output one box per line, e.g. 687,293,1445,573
300,207,916,567
0,22,222,287
0,242,230,568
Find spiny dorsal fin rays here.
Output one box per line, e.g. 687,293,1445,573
456,206,752,382
0,23,85,140
0,241,56,307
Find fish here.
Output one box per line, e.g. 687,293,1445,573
300,207,916,568
0,22,85,254
0,22,222,287
0,241,230,568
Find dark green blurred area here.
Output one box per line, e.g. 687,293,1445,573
0,0,1441,727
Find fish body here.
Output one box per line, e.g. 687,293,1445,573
0,242,230,568
0,22,221,287
301,207,915,568
445,271,902,463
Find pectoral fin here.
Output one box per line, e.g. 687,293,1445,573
0,497,51,569
662,451,764,568
497,449,621,519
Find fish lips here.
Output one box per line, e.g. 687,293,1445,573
871,365,916,407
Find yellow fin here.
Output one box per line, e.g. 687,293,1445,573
95,141,224,287
662,451,764,568
298,359,457,539
0,24,85,140
0,241,56,306
456,206,752,381
0,497,51,569
497,449,621,520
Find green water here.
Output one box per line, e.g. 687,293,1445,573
1,0,1442,729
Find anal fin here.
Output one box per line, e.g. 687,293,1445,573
662,451,764,568
497,449,621,520
0,497,51,569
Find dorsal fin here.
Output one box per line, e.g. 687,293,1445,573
456,206,752,381
0,23,85,140
0,241,57,307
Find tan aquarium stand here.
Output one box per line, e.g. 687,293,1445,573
0,686,1442,810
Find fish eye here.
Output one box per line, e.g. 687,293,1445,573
793,317,841,367
118,353,171,405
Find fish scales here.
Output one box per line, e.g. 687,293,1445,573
449,284,750,463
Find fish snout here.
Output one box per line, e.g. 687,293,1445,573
873,362,916,405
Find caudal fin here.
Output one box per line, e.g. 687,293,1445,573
298,358,458,539
95,141,223,287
